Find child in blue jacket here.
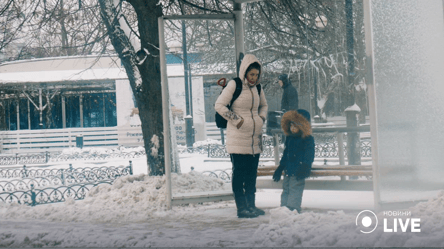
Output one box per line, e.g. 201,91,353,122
273,109,315,213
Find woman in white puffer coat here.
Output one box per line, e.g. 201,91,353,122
215,54,268,218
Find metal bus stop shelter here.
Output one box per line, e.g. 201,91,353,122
158,1,373,210
159,0,444,211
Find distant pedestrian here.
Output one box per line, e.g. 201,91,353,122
215,54,268,218
278,74,299,112
273,109,315,213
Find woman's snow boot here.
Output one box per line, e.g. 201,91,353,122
235,194,258,218
246,194,265,216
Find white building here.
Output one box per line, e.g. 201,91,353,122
0,55,206,153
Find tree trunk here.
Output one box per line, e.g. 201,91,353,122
98,0,166,176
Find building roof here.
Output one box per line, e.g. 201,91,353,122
0,55,200,84
0,68,128,84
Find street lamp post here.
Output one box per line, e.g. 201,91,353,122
313,15,328,121
181,21,194,149
345,0,355,97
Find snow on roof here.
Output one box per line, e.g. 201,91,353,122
0,54,115,68
0,54,227,84
0,68,128,83
0,65,198,84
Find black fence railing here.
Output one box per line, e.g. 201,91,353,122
1,177,69,192
0,137,371,163
0,153,49,165
0,150,145,166
50,151,146,162
0,162,133,206
207,136,372,159
201,169,232,182
315,139,372,158
0,182,113,206
0,163,133,180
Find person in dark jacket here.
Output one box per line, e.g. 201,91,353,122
272,109,315,213
278,74,299,112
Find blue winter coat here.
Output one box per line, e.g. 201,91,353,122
280,135,315,179
279,110,315,180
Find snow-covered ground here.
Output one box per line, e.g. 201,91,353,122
0,150,443,247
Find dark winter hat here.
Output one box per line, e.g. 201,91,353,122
297,109,311,123
278,74,289,85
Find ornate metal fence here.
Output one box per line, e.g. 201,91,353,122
0,163,133,181
50,150,146,162
315,139,372,158
201,169,232,182
177,144,219,156
0,182,113,206
1,177,66,192
0,153,49,165
0,164,132,191
0,162,133,206
0,150,145,166
208,134,372,159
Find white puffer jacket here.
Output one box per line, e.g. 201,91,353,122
215,54,268,154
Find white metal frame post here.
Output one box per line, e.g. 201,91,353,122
159,13,238,209
363,0,381,211
233,2,245,76
158,16,173,210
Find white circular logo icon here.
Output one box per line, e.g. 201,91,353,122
356,210,378,233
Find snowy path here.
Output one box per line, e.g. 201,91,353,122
1,150,443,247
0,188,375,247
0,198,363,248
0,211,263,247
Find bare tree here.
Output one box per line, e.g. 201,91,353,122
2,0,367,175
0,0,40,60
184,0,366,119
1,0,111,61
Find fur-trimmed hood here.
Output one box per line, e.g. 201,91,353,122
281,110,312,138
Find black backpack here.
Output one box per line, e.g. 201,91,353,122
215,77,261,129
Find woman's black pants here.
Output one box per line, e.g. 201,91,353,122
230,154,260,198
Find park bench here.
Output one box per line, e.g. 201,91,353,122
257,165,373,177
172,165,373,206
256,165,373,191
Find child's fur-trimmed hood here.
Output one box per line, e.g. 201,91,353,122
281,110,312,138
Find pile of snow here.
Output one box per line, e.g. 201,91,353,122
0,171,230,224
59,146,145,156
253,191,444,247
51,146,146,162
